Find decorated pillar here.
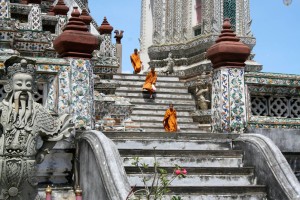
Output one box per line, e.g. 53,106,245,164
114,30,124,73
28,4,42,31
0,0,10,18
53,7,99,129
53,0,69,35
207,19,250,133
98,17,114,57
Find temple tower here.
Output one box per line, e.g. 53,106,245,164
140,0,258,75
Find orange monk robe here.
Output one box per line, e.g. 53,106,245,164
143,71,157,91
130,53,142,73
163,109,177,132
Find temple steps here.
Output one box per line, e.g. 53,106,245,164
103,132,239,140
127,172,256,187
132,109,191,116
116,91,193,99
132,186,267,200
130,114,193,122
132,104,196,111
130,121,199,129
112,78,187,87
117,86,189,93
114,73,179,81
112,139,232,150
126,127,205,133
121,149,244,168
107,73,268,199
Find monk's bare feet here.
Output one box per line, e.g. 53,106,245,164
150,95,153,99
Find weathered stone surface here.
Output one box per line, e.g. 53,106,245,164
233,134,300,200
77,130,131,200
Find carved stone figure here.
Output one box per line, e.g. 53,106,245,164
196,87,210,110
0,56,73,200
162,52,175,74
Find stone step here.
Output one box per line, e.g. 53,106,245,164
128,173,256,187
125,127,206,133
116,91,193,100
112,139,232,150
104,132,239,140
131,186,267,200
133,104,196,111
127,97,195,105
131,115,194,123
121,149,243,168
126,166,253,174
198,123,212,131
113,79,186,87
117,86,189,93
132,121,199,129
114,73,179,81
132,109,191,116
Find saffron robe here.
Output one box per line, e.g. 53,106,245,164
143,71,157,91
130,53,142,73
163,108,177,132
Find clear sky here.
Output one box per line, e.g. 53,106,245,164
89,0,300,75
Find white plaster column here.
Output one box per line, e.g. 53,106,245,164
116,43,122,73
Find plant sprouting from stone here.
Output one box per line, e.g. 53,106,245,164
126,147,186,200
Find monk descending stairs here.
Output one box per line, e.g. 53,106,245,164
103,73,268,199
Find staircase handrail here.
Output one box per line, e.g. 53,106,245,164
234,134,300,200
75,130,131,200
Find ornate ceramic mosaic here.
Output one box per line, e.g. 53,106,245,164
0,0,9,18
248,116,300,130
28,4,42,31
247,72,300,129
69,59,94,129
246,72,300,87
212,67,246,133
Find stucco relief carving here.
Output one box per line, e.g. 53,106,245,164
0,56,73,199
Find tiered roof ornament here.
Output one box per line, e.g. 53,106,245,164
207,18,251,69
98,17,113,35
53,0,69,16
80,8,92,25
53,7,99,58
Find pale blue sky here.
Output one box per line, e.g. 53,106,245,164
89,0,300,75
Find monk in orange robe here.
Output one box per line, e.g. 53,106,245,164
163,104,178,132
143,67,157,99
130,48,142,74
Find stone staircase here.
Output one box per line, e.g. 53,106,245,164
113,74,200,132
103,74,268,199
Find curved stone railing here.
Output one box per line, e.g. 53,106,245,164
233,134,300,200
75,130,131,200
